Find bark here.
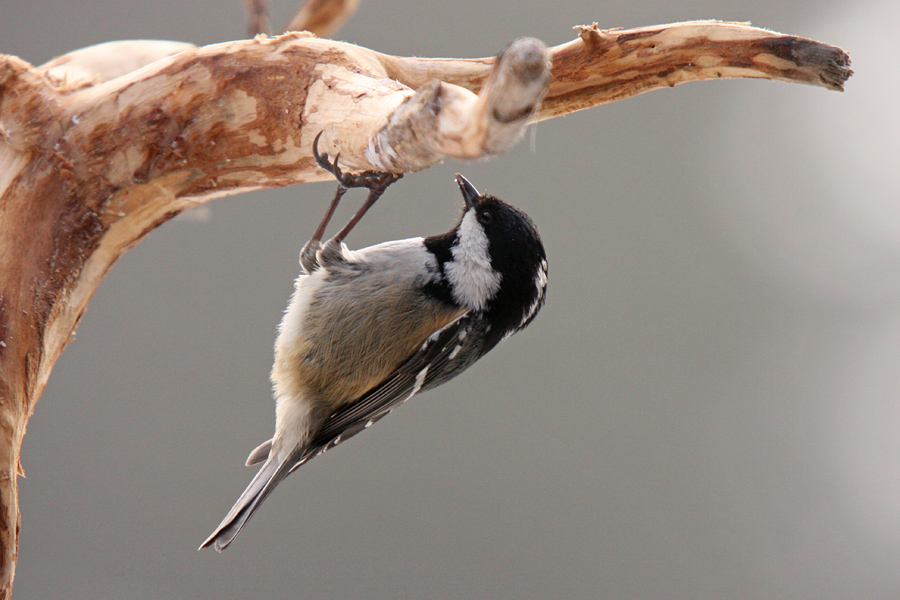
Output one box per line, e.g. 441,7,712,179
0,20,850,598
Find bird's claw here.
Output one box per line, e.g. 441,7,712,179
313,131,402,192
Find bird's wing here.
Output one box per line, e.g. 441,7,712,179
286,311,486,472
203,311,488,549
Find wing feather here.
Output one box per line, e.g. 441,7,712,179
297,311,487,460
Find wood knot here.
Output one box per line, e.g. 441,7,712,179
574,23,619,50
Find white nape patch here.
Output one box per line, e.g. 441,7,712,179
520,258,548,328
445,211,501,310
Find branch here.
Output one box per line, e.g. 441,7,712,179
283,0,361,37
243,0,271,36
376,21,852,121
243,0,361,37
0,20,850,598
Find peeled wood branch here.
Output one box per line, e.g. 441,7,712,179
283,0,361,38
243,0,271,36
243,0,360,37
376,21,852,120
0,19,850,599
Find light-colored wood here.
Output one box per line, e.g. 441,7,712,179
283,0,361,38
0,20,851,598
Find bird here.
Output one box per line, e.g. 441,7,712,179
200,136,548,551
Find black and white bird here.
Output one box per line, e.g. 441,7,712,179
200,141,547,551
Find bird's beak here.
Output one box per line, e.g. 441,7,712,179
455,174,481,209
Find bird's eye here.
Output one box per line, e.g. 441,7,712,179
478,209,493,225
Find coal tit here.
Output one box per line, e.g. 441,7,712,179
200,149,547,551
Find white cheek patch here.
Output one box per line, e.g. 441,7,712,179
445,211,501,311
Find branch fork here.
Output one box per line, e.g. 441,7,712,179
0,19,851,599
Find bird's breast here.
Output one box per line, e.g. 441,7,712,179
272,261,463,411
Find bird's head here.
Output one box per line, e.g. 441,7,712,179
427,174,547,344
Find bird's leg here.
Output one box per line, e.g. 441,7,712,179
329,178,396,245
300,183,346,273
312,131,403,248
300,132,347,272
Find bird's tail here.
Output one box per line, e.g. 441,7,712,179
199,455,293,551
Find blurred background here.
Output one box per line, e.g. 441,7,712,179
3,0,898,598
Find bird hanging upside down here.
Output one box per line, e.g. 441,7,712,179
200,134,548,551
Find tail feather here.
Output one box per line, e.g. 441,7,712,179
245,438,273,466
199,456,292,551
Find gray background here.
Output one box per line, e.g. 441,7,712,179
4,0,899,598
